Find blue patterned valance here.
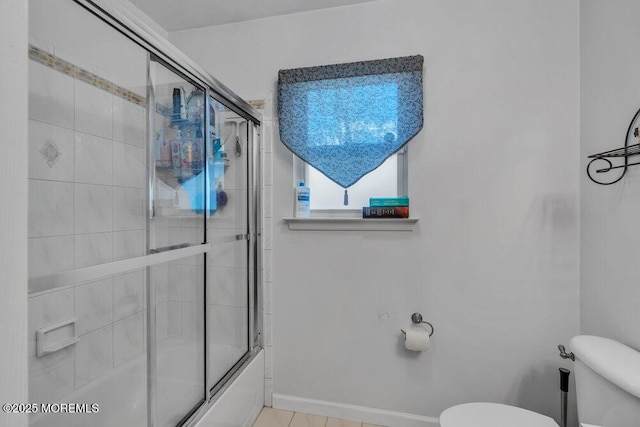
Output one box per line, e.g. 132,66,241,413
278,55,424,190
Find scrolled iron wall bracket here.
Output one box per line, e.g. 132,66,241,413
587,107,640,185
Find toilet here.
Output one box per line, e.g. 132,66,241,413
440,335,640,427
440,402,557,426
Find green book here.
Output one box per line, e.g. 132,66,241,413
369,196,409,207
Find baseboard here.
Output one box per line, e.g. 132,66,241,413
272,394,440,427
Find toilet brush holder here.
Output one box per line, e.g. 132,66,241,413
559,368,570,427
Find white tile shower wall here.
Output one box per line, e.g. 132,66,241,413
114,269,145,321
28,64,147,277
182,302,203,341
155,264,169,305
28,119,75,182
112,141,146,188
257,93,275,404
75,79,113,140
28,288,75,358
156,256,205,347
171,0,580,421
74,184,113,234
29,0,148,97
112,96,146,146
28,274,147,403
113,311,145,367
75,324,113,389
25,2,213,423
75,278,114,335
28,179,74,238
112,187,145,231
28,347,75,404
28,61,74,129
209,267,236,306
113,229,145,261
74,232,113,268
75,132,113,185
167,301,183,338
28,236,75,278
27,43,148,407
156,302,169,342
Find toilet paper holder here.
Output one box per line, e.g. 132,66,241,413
401,313,434,337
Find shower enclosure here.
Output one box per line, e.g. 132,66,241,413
27,1,261,426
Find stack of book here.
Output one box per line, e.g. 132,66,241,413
362,196,410,218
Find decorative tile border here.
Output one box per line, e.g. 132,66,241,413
28,44,146,108
248,99,265,110
29,45,266,120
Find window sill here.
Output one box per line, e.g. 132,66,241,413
283,217,419,231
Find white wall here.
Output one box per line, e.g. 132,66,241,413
0,0,28,426
581,1,640,349
173,0,580,423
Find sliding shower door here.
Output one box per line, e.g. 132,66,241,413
27,2,260,426
148,56,207,426
27,1,152,426
206,99,252,391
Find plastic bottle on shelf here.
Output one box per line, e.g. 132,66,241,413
212,139,224,185
160,137,171,168
171,129,182,178
192,128,203,175
294,182,311,218
155,130,171,168
181,129,193,178
154,130,163,167
172,88,186,126
187,90,204,126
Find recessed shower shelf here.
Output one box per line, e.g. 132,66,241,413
283,217,419,231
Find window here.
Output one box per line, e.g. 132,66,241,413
294,148,407,213
278,55,423,216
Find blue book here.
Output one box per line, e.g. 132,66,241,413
369,196,409,207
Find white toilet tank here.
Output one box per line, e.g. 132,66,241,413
571,335,640,427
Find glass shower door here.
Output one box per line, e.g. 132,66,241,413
28,2,260,426
148,56,207,426
27,1,150,426
206,98,251,391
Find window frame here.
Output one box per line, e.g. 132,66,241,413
293,145,409,218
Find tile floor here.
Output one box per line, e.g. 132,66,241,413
253,407,384,427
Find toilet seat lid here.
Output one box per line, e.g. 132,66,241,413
440,402,559,427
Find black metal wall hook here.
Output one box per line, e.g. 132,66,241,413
587,107,640,185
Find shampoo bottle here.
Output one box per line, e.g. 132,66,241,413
181,129,193,178
154,130,164,167
294,182,310,218
171,129,182,178
160,138,171,168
